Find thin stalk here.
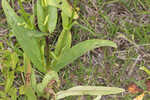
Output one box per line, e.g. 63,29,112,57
45,36,50,70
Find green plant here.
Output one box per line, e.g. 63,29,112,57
1,0,125,99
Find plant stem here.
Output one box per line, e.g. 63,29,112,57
45,36,50,70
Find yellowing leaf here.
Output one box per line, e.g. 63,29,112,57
127,83,143,94
133,93,144,100
56,86,125,100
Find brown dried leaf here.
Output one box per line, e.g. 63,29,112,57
127,83,143,94
145,80,150,91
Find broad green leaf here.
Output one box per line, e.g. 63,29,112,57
46,0,78,19
56,86,125,100
61,0,72,17
53,39,117,72
2,0,24,27
2,0,45,72
25,86,36,100
46,0,61,7
61,0,78,19
54,30,72,57
61,12,69,29
37,0,47,32
37,70,60,94
12,26,46,72
28,32,48,38
47,5,58,33
54,11,71,57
